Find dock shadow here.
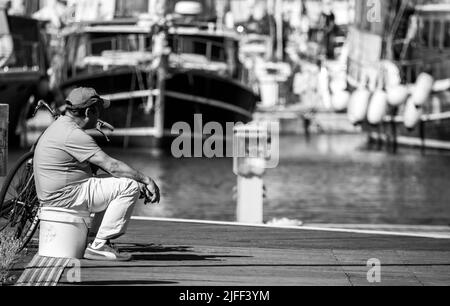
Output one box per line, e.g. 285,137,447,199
117,243,192,254
130,253,250,262
114,243,251,262
80,243,252,269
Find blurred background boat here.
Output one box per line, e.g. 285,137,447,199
7,0,450,151
346,0,450,151
0,5,49,146
10,0,360,146
3,0,450,229
20,0,259,148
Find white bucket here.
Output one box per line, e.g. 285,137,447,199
39,208,92,259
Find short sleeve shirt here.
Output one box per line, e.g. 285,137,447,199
34,116,102,206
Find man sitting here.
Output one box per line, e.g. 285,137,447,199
33,87,160,261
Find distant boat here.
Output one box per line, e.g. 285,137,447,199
55,12,258,147
347,1,450,151
0,8,48,146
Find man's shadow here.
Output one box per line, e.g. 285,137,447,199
118,243,192,254
72,243,253,285
116,243,251,262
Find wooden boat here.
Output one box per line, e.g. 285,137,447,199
57,14,258,147
347,1,450,151
0,8,48,146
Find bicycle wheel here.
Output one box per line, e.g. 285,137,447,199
0,152,40,251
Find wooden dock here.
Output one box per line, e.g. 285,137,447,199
14,218,450,286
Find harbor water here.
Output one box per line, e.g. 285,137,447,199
4,134,449,226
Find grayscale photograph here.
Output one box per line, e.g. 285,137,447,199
0,0,449,292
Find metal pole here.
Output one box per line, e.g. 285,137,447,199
154,0,168,139
419,119,426,155
275,0,283,61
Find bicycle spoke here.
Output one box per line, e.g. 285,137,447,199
0,153,39,252
11,165,26,188
5,163,29,200
0,199,14,216
6,188,18,199
16,207,31,239
16,201,38,243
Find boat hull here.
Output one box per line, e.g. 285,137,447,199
164,69,257,129
367,117,450,151
363,88,450,151
0,71,43,145
60,67,258,147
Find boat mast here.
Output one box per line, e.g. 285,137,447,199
154,0,169,139
274,0,283,62
266,0,283,62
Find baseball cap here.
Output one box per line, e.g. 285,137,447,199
66,87,110,110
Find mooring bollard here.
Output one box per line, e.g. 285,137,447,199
0,104,8,177
233,122,270,224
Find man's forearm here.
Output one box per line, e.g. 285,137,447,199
108,159,150,184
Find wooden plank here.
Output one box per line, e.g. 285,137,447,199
0,104,8,177
56,220,450,286
123,220,450,252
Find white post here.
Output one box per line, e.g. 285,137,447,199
236,175,264,224
233,123,268,224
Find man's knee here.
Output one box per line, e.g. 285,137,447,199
121,179,140,199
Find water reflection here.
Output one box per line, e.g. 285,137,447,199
104,134,450,225
3,134,450,225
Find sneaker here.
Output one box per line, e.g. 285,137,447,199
84,243,132,262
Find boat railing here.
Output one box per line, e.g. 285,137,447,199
0,34,13,69
88,34,153,56
0,34,41,71
169,33,255,88
75,33,228,67
65,28,254,88
393,55,450,84
169,35,227,63
66,33,153,78
348,54,450,88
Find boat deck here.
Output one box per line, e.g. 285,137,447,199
14,218,450,286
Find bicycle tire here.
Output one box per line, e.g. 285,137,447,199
0,151,40,252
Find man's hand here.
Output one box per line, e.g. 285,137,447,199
87,151,161,204
139,179,160,205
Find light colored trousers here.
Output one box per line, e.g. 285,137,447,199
68,177,140,240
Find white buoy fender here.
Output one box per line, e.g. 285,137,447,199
331,90,350,112
318,66,332,109
367,90,388,125
411,73,434,107
330,78,347,93
237,158,266,178
404,97,423,129
387,85,409,107
174,1,204,15
347,88,371,125
382,60,402,87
